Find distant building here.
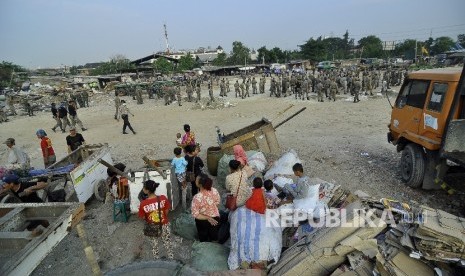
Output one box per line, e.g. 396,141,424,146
154,45,225,65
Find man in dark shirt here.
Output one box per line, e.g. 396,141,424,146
2,175,50,231
51,103,63,132
58,103,69,133
2,174,47,203
66,127,86,153
68,100,87,131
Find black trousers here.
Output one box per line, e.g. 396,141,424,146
191,181,198,197
195,217,220,242
121,114,134,133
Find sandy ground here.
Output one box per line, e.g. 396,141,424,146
1,76,464,275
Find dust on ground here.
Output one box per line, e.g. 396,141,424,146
1,77,464,275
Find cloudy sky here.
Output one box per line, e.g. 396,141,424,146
0,0,464,68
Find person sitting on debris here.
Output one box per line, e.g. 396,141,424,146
191,173,220,242
107,163,129,203
264,179,281,209
281,163,311,201
139,180,174,259
245,177,266,214
1,174,50,234
3,138,30,170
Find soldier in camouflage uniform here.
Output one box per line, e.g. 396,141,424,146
226,79,230,93
220,79,226,97
186,82,193,102
245,78,250,96
282,74,288,97
353,77,361,103
240,81,246,99
290,74,296,95
234,80,240,98
316,79,324,102
22,98,34,116
176,85,182,106
208,81,214,103
259,76,265,94
135,85,144,104
269,78,277,97
329,78,338,101
276,77,282,97
300,77,308,100
81,90,89,107
195,81,201,103
252,77,257,94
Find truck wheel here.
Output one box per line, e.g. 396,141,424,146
400,144,426,188
94,179,108,202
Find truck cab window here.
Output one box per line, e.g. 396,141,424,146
427,83,448,112
396,82,411,108
406,80,429,109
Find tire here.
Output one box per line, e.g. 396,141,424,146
400,143,426,188
94,179,108,202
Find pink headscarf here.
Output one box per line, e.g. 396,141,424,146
233,144,248,166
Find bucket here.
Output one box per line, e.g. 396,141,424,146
207,146,223,176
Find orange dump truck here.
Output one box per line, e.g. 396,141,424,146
388,65,465,191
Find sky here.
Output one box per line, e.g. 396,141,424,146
0,0,464,68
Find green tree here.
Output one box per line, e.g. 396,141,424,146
299,36,327,61
394,39,417,59
153,57,173,75
0,61,27,89
91,55,135,75
212,52,227,66
177,53,195,71
227,41,250,65
358,35,383,58
430,36,455,55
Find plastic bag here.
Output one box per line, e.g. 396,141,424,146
264,149,301,179
191,242,230,272
293,184,320,220
248,152,267,172
171,213,197,240
273,176,294,189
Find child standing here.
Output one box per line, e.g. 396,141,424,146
171,147,188,210
138,180,174,259
176,133,182,147
245,177,266,214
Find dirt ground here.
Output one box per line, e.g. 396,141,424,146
1,76,464,275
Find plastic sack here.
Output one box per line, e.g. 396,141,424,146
171,213,198,240
293,184,320,220
264,149,301,179
248,152,267,173
273,176,294,189
191,242,230,272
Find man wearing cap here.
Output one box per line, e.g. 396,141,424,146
36,129,56,168
66,127,86,154
2,175,47,203
4,138,30,170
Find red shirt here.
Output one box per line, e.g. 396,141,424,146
138,195,171,225
40,137,55,157
245,188,266,214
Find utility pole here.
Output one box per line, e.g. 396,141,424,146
414,40,418,64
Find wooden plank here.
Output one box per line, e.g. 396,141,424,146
0,231,33,240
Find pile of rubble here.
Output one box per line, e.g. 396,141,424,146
271,185,465,275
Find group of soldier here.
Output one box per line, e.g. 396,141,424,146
110,66,408,108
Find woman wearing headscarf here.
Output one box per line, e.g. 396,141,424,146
225,160,251,208
36,129,56,168
233,144,255,178
180,124,196,148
